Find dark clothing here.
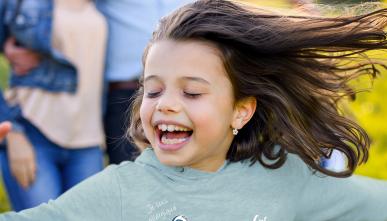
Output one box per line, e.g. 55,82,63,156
103,87,139,164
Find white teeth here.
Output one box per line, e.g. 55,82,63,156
167,125,174,132
161,135,188,145
157,124,190,132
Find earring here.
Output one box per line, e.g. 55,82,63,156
232,128,239,135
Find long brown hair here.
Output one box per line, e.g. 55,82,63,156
129,0,387,177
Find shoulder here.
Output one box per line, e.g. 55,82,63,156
241,153,311,180
113,160,148,175
233,153,313,196
105,160,155,186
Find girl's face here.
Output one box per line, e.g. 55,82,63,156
141,40,247,172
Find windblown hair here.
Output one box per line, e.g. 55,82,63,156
128,0,387,177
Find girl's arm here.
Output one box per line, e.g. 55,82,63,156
0,165,122,221
295,169,387,221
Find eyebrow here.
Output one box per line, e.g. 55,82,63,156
143,75,161,83
180,76,210,85
144,75,210,85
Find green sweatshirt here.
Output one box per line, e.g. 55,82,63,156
1,148,387,221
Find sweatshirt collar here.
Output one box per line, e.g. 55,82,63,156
135,148,230,180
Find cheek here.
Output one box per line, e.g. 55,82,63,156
189,100,233,134
139,100,154,135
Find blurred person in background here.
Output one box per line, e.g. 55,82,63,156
0,0,107,211
4,0,193,165
94,0,191,164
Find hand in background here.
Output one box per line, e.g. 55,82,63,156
4,37,42,75
7,131,37,189
0,121,12,141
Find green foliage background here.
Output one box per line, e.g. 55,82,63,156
0,57,10,212
0,0,387,213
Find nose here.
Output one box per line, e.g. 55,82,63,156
156,91,181,114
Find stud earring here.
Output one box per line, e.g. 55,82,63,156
232,128,239,135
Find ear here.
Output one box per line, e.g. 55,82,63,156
231,96,256,130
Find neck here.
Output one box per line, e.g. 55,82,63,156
55,0,89,10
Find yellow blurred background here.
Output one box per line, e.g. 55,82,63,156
0,0,387,213
238,0,387,180
237,0,387,180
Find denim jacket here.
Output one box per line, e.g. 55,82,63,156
0,0,77,92
0,0,77,128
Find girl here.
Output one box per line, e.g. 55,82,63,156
2,0,387,220
0,0,107,211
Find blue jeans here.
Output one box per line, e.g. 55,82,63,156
0,119,103,212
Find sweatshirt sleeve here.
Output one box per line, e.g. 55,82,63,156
295,170,387,221
0,165,122,221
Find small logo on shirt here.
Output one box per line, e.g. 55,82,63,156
253,214,268,221
172,215,188,221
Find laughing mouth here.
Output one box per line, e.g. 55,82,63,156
156,123,193,145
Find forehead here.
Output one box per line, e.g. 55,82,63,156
144,40,229,82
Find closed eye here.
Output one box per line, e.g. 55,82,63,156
146,91,161,98
184,92,202,98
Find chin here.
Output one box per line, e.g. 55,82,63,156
155,151,188,167
161,159,188,168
